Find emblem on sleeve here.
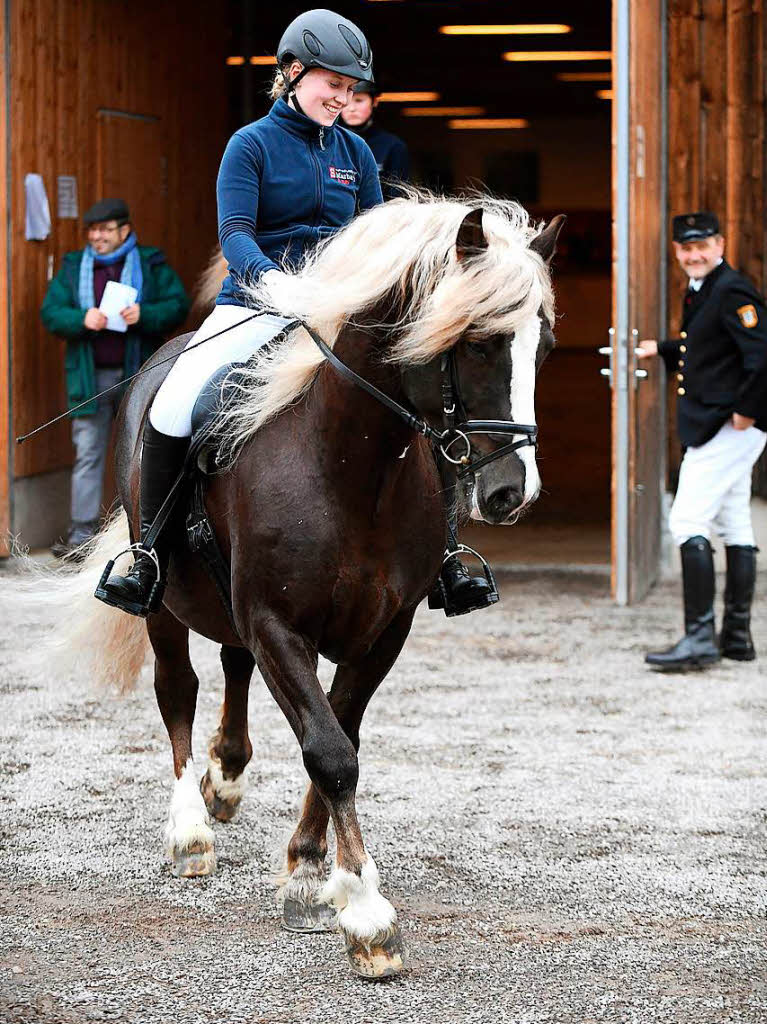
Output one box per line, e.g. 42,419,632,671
737,303,758,328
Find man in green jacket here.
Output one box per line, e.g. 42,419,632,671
41,198,189,558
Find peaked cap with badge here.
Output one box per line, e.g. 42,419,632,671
672,210,720,243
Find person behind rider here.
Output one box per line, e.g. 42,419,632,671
97,8,494,619
340,81,410,201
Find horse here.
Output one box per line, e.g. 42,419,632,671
36,192,563,979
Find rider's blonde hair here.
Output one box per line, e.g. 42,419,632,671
269,66,290,100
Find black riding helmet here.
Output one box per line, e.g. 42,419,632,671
277,9,375,92
352,80,379,97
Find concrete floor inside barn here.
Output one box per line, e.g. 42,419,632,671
464,496,767,578
0,505,765,1023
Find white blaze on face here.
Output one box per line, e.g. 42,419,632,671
510,315,542,502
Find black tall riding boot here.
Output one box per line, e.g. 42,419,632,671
96,422,190,617
645,535,721,671
428,552,499,616
720,545,757,661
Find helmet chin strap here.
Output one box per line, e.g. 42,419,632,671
289,90,307,117
289,81,342,127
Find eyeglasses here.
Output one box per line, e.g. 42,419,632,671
86,222,122,235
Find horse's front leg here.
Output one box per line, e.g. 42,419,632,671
201,644,255,821
256,613,414,978
148,608,215,877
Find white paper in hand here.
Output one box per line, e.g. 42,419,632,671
98,280,138,333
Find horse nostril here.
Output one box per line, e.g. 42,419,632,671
487,485,524,518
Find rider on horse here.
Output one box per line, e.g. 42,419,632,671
97,8,495,620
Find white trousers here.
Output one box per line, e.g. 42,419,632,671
669,421,767,546
149,304,297,437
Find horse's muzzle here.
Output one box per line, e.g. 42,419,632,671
472,457,533,525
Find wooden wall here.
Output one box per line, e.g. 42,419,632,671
8,0,228,489
0,10,9,551
667,0,767,491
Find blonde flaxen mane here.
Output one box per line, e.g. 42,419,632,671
215,188,555,463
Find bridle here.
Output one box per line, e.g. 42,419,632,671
305,324,538,480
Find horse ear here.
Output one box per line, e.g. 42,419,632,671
530,214,566,265
456,208,487,260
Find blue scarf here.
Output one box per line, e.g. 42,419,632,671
78,231,143,311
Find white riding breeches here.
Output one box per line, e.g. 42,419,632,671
149,305,297,437
669,421,767,546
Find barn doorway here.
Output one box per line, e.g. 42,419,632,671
227,2,614,574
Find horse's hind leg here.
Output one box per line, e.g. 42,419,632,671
201,645,255,822
147,608,216,877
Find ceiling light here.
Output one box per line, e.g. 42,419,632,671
448,118,529,130
226,56,246,66
503,51,612,62
440,24,572,36
557,71,612,82
596,89,614,100
377,92,441,102
402,106,487,117
250,56,277,65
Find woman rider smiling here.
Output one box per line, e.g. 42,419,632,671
98,9,381,615
99,8,494,619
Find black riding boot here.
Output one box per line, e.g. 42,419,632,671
645,535,721,671
95,422,190,617
720,545,757,661
428,550,498,617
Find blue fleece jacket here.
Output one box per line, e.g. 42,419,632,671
216,98,383,305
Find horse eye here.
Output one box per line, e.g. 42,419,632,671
466,341,486,357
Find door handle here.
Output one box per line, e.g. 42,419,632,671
631,329,648,384
598,329,615,387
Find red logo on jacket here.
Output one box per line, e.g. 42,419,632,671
329,166,356,185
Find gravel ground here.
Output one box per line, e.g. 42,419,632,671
1,564,765,1024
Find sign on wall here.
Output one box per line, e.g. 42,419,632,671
56,175,78,219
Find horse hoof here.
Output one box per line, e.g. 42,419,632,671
171,841,216,878
344,926,406,979
200,769,241,822
282,896,336,933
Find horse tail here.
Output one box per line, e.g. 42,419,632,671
11,508,151,693
192,246,228,315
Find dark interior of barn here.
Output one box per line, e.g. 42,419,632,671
224,1,613,566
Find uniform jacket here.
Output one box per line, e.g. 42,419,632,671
40,246,189,416
658,260,767,446
349,122,410,200
216,98,383,305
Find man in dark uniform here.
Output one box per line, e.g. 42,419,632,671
340,81,410,200
637,211,767,670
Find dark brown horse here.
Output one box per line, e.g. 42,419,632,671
50,196,562,978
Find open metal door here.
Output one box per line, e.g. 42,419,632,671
610,0,668,603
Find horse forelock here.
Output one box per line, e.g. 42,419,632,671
216,189,554,465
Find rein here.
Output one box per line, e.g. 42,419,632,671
304,324,537,480
20,312,538,483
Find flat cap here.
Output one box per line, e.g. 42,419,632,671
672,211,720,243
83,198,130,225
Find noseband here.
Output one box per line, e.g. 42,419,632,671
305,325,537,480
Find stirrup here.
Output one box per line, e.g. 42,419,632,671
429,544,500,617
94,543,164,618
